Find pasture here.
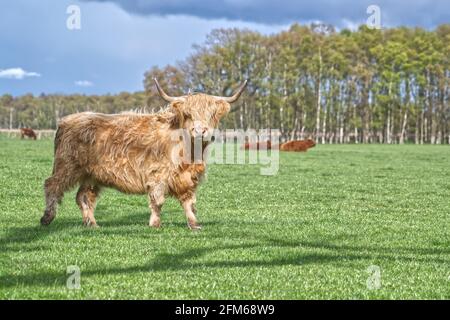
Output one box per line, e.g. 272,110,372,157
0,137,449,299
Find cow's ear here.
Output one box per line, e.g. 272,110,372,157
169,101,185,128
213,100,231,124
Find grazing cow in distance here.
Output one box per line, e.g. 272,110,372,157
280,139,316,152
241,140,279,150
40,79,247,230
20,128,37,140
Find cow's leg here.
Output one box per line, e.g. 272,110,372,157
148,183,166,228
41,165,81,226
179,193,201,230
148,197,163,228
191,193,197,216
76,184,101,227
41,176,61,225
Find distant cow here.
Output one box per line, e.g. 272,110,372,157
41,79,247,230
280,139,316,152
20,128,37,140
241,140,279,150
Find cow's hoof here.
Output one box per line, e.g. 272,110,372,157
149,221,161,228
82,220,99,228
40,215,54,226
188,223,202,231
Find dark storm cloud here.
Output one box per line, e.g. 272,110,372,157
82,0,449,28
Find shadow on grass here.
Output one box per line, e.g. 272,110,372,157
0,219,79,253
0,242,336,288
1,233,449,288
0,209,185,253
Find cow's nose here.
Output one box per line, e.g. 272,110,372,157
193,126,208,135
192,126,203,137
201,127,211,138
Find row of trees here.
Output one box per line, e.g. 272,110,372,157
0,92,147,130
1,23,449,144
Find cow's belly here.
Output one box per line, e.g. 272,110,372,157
88,159,147,194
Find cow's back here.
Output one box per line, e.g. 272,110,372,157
55,112,164,194
280,140,313,152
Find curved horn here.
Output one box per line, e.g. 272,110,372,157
154,78,182,103
215,80,248,103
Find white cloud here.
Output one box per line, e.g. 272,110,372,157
75,80,94,87
0,68,41,79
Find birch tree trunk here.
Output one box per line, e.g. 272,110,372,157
322,104,327,144
353,101,358,144
300,111,306,140
400,108,408,144
315,48,322,141
386,109,391,144
280,63,287,139
415,111,420,145
9,108,13,130
421,109,425,144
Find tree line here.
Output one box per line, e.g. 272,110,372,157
1,23,449,144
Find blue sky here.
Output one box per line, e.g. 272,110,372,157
1,0,448,96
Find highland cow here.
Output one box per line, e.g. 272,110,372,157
20,128,37,140
280,139,316,152
241,140,279,150
40,79,247,230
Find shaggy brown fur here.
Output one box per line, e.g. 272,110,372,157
20,128,37,140
41,83,245,230
280,139,316,152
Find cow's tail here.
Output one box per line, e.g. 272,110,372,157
54,126,63,155
52,126,63,174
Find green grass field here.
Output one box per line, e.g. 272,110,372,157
0,137,449,299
